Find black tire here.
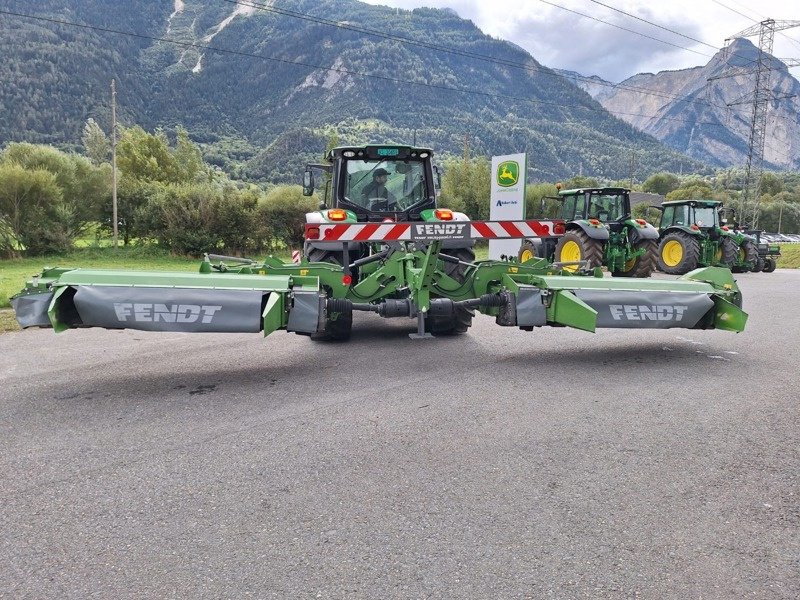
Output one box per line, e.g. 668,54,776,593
306,248,343,265
658,231,700,275
613,239,658,278
428,247,475,335
305,250,353,341
732,239,759,273
763,257,777,273
719,237,738,267
753,257,765,272
554,229,604,271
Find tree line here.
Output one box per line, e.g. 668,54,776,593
2,123,799,259
0,122,317,258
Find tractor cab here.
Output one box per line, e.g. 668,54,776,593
303,145,440,222
660,200,725,237
557,187,631,231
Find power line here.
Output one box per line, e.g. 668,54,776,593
711,0,800,57
536,0,713,59
585,0,720,50
223,0,729,115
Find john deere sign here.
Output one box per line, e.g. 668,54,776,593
496,160,519,187
489,153,527,260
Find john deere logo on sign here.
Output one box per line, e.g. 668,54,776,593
497,161,519,187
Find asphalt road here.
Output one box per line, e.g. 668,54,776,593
1,271,798,599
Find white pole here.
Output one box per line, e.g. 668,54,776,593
111,79,118,248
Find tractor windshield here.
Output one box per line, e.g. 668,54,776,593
344,159,428,212
692,206,718,228
587,192,626,221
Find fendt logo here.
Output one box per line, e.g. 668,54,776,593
113,303,223,324
412,223,469,241
496,161,519,187
609,305,688,322
415,223,467,236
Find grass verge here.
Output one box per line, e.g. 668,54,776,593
776,244,800,268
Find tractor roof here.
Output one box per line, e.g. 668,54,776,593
662,199,723,207
558,187,630,196
327,145,434,161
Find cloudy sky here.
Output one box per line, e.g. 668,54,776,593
362,0,800,82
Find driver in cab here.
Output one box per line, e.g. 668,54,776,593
361,168,396,210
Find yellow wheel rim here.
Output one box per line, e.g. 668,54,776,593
559,240,582,272
560,240,582,262
662,240,683,267
520,248,534,262
623,257,636,271
714,246,723,262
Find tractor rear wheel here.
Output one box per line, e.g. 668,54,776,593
428,247,475,335
306,249,353,341
554,230,604,272
658,232,700,274
613,239,658,278
762,257,777,273
732,239,759,273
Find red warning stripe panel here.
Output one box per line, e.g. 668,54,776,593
384,224,411,240
499,221,524,237
352,223,381,241
471,222,495,238
307,220,563,242
527,220,553,236
321,224,350,241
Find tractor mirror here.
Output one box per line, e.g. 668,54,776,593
433,165,442,196
302,169,314,196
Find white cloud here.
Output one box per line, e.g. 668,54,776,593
362,0,800,81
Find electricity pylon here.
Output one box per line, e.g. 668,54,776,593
708,19,800,228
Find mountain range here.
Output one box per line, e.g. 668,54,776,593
2,0,795,185
557,38,800,172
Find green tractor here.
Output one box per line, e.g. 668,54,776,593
302,145,475,338
743,229,780,273
520,187,659,277
656,201,757,274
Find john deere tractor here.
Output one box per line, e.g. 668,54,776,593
656,201,757,274
743,229,780,273
520,187,659,277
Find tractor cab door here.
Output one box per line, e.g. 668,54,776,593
561,193,586,221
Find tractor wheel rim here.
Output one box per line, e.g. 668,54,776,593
520,248,534,262
662,240,683,267
560,240,582,272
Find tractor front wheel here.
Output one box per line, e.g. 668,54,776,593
427,247,475,335
554,230,604,272
658,232,700,274
613,239,658,278
306,250,353,341
732,239,759,273
518,240,539,263
763,257,777,273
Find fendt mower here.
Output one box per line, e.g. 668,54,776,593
519,187,659,278
11,146,748,340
